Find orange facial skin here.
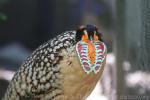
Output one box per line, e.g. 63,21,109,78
81,30,89,41
81,30,99,65
94,31,99,41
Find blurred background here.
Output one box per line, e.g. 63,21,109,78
0,0,150,100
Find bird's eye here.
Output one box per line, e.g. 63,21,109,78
94,31,99,41
81,30,89,41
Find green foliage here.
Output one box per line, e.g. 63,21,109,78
0,0,9,21
0,0,9,4
0,12,7,21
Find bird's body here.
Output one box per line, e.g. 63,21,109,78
3,25,107,100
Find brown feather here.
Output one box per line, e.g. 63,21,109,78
56,49,106,100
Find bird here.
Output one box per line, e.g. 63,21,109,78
3,24,107,100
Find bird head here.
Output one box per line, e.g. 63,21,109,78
75,24,107,74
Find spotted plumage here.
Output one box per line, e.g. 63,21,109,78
3,25,107,100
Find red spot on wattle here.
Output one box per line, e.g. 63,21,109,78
95,66,100,70
97,58,102,60
97,44,104,51
96,62,101,65
84,65,90,71
81,55,86,57
80,52,86,55
83,62,89,66
82,62,90,71
81,58,88,61
78,46,82,50
98,51,102,54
